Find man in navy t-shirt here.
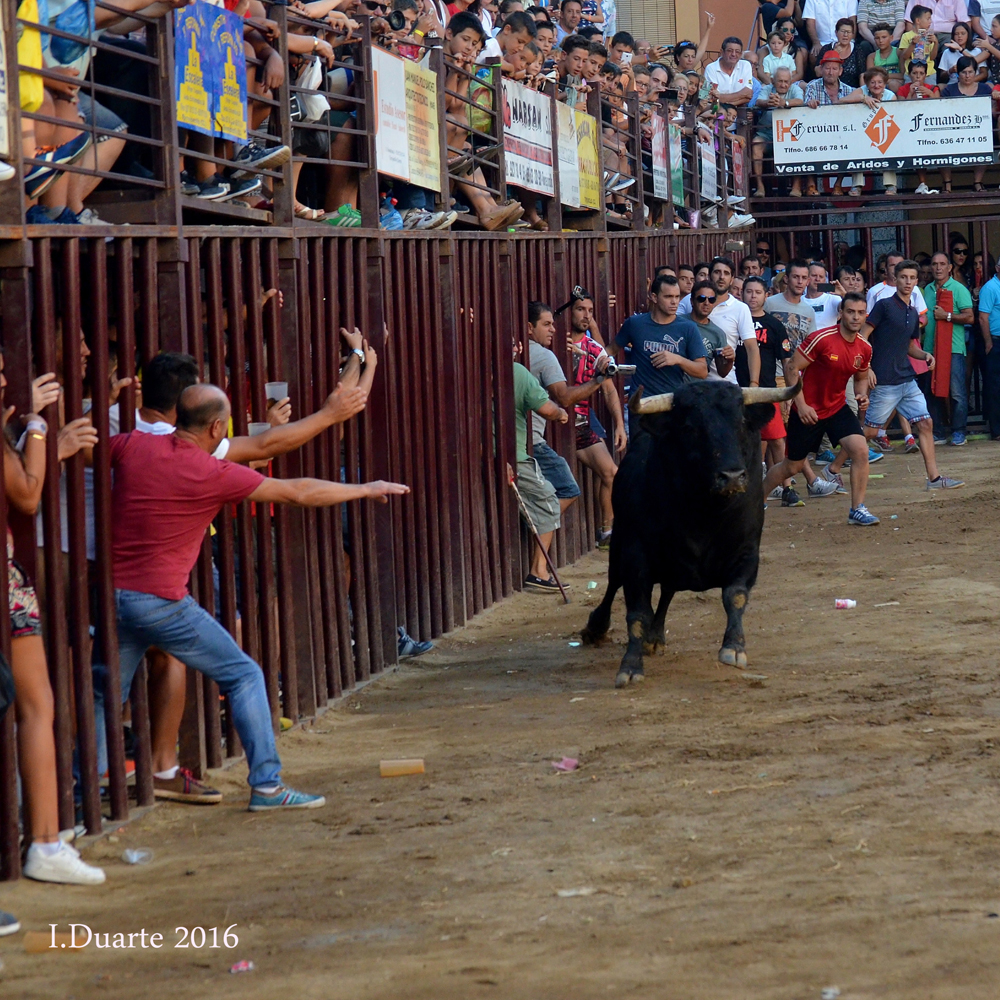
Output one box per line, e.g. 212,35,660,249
615,273,708,396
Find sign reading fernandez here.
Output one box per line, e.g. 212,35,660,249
771,96,994,174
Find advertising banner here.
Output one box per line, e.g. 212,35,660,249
501,79,554,196
651,115,668,201
669,123,683,207
731,138,746,197
575,110,601,210
208,6,248,144
771,96,994,174
372,48,410,182
557,102,580,208
403,59,441,192
0,16,8,159
175,2,215,137
699,141,717,202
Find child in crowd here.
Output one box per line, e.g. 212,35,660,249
759,30,797,85
900,5,938,76
866,22,903,92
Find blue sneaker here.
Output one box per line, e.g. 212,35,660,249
950,432,967,447
25,205,78,225
398,626,433,658
248,785,326,811
816,449,836,463
0,909,20,937
848,504,880,526
868,447,884,463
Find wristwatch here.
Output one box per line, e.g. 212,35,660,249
947,311,952,322
351,347,365,363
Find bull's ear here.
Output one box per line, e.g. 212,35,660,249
744,402,779,433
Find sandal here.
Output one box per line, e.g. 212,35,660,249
294,204,327,221
805,183,819,197
974,182,985,192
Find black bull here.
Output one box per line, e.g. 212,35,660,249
582,380,801,689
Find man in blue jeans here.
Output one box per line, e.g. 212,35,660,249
93,384,408,811
978,257,1000,441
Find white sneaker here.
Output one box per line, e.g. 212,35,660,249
24,841,106,885
767,484,785,500
807,478,840,498
0,161,14,182
729,212,756,228
914,182,938,195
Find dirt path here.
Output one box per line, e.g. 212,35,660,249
3,443,1000,999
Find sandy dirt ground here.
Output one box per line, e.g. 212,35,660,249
3,441,1000,999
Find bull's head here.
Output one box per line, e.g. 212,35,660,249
629,382,802,496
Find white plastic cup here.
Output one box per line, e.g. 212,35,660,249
834,599,856,610
265,381,288,406
122,848,153,865
247,422,270,437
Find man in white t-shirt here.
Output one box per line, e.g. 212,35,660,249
803,0,859,54
806,261,843,329
681,255,760,384
703,36,755,105
866,250,928,318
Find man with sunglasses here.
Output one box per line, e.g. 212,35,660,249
755,241,774,285
689,280,735,380
680,256,760,386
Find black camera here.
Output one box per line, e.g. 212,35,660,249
387,9,407,30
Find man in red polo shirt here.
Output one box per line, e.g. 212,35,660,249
92,384,408,812
761,292,879,526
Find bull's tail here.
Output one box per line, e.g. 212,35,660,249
581,538,621,644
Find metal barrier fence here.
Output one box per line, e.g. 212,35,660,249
2,4,745,234
0,225,741,880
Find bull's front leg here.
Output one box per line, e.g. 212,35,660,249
617,576,654,688
644,588,674,655
718,582,750,670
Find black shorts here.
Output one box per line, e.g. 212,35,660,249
785,404,863,462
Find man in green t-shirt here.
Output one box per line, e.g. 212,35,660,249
923,252,974,446
513,362,571,592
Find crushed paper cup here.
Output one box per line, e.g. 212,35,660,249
230,960,256,974
551,757,578,772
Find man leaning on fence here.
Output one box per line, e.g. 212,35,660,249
91,384,408,813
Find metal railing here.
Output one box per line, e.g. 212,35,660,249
3,4,742,234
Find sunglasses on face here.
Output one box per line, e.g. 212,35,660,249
695,294,717,303
954,248,969,255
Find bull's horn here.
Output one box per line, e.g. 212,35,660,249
741,383,802,405
634,392,674,414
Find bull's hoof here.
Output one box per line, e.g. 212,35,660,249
581,627,606,646
614,668,644,688
718,647,748,670
643,640,665,656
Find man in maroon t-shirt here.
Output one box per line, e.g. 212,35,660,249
93,385,408,811
761,293,880,526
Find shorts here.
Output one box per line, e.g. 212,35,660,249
576,424,601,450
785,404,863,462
293,111,331,158
8,558,41,639
516,458,561,535
760,402,786,441
864,379,930,429
76,92,127,141
532,440,581,500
